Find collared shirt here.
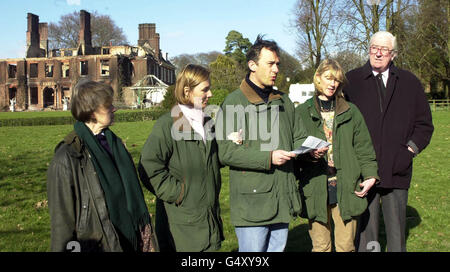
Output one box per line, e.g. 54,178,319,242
178,103,206,143
372,68,389,87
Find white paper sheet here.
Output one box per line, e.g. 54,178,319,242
291,136,330,155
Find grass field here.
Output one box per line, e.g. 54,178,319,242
0,111,448,252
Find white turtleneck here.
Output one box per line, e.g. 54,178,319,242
178,103,206,143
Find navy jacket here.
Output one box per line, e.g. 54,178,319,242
344,61,433,189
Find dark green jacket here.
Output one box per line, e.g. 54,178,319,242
295,95,379,223
138,108,224,252
47,131,123,252
217,80,307,227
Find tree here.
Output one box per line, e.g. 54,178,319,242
291,0,337,68
331,0,449,98
170,51,221,74
195,51,222,67
170,54,197,74
90,13,128,47
336,0,413,54
276,49,302,92
209,55,245,92
48,11,128,50
400,0,449,98
331,50,366,73
161,85,176,110
224,30,252,66
279,49,302,79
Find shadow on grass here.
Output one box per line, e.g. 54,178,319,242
285,223,312,252
284,205,421,252
405,205,421,234
377,205,421,251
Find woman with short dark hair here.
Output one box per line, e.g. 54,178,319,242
47,80,157,252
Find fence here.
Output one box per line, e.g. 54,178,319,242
429,99,450,111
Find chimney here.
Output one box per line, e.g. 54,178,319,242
138,23,160,60
26,13,41,58
78,10,92,55
150,33,160,60
39,23,48,57
138,23,154,46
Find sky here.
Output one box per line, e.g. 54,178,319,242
0,0,300,60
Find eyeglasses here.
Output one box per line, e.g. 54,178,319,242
369,45,393,56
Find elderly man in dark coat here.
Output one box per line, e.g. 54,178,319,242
344,31,434,252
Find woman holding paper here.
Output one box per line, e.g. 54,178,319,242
295,59,379,252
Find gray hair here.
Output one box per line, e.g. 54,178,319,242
370,31,398,58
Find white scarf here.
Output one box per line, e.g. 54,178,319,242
178,104,206,143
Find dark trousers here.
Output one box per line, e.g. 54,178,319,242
355,188,408,252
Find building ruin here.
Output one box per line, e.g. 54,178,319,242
0,10,176,111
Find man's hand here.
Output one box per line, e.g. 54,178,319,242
355,178,377,198
272,150,296,166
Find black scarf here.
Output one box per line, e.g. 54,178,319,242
246,73,273,103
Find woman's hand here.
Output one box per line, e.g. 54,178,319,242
309,147,329,160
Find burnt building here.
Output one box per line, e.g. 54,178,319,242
0,10,176,111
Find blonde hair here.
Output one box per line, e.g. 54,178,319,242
174,64,210,105
313,59,347,97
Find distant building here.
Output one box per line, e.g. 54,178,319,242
289,83,315,107
0,10,176,111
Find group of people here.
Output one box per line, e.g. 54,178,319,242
47,30,433,252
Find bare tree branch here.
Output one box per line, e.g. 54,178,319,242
48,11,128,50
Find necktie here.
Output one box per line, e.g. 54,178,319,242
376,73,386,98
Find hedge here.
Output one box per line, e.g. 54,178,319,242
0,108,168,127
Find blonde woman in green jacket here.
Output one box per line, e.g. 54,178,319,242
138,64,224,252
295,59,379,252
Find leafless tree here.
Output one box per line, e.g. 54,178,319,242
336,0,414,54
48,11,128,50
170,51,222,74
291,0,337,68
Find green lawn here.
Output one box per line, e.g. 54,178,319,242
0,111,448,252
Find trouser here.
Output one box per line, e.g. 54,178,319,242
355,188,408,252
234,223,289,252
308,204,357,252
